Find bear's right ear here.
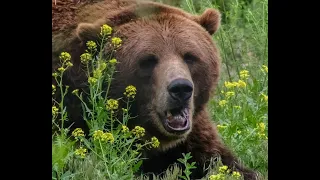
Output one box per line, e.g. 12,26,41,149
76,22,101,42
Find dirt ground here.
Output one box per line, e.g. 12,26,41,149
52,0,95,32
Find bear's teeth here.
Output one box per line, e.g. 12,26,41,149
167,111,173,118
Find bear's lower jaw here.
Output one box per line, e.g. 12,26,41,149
161,107,190,134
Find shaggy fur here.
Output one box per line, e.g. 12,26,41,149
52,0,258,179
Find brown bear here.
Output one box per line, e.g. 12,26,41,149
52,0,258,179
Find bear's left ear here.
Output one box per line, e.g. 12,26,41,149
194,9,221,35
76,22,101,42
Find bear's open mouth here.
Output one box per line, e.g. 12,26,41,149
162,107,190,133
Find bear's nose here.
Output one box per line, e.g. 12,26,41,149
167,78,193,102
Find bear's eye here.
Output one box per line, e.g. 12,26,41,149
139,54,158,70
183,52,199,64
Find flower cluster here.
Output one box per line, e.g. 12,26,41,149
121,125,129,133
217,124,228,130
80,53,92,64
109,58,118,66
93,69,102,79
233,105,241,110
132,126,145,138
209,165,241,180
72,128,85,141
124,85,137,99
261,65,268,73
224,79,247,89
86,41,97,52
257,122,267,140
100,24,112,36
225,91,235,99
218,100,228,107
88,77,98,85
52,85,56,95
106,99,119,113
260,93,268,102
74,147,87,158
55,52,73,74
52,106,59,116
93,130,115,143
232,171,241,179
240,70,249,79
209,174,225,180
151,136,160,148
59,52,71,62
72,89,79,95
111,37,122,48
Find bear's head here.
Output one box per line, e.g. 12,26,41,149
73,0,221,151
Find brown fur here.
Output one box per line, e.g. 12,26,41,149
52,0,258,179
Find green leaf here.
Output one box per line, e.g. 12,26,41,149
132,160,143,173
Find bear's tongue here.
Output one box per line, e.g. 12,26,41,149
166,108,189,129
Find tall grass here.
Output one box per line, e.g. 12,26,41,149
52,0,268,179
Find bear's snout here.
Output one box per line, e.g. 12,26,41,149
167,78,193,103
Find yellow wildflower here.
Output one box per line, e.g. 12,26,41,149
257,122,266,133
109,58,118,66
151,137,160,148
80,53,92,64
132,126,145,138
217,125,228,130
92,130,114,143
102,132,115,143
122,108,128,113
261,65,268,73
219,165,229,173
52,85,56,95
88,77,98,85
99,62,107,71
58,67,65,72
72,128,85,139
52,106,59,116
258,133,268,140
240,70,250,79
218,100,227,107
232,171,241,179
260,93,268,102
224,81,237,88
72,89,79,95
111,37,122,48
121,125,129,133
66,61,73,67
234,106,241,110
209,174,225,180
93,69,102,79
106,99,119,113
86,41,97,51
124,85,137,98
93,130,104,141
225,91,235,98
257,122,268,139
59,52,71,62
237,130,242,134
237,80,246,88
52,73,58,77
100,24,112,36
74,147,87,158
